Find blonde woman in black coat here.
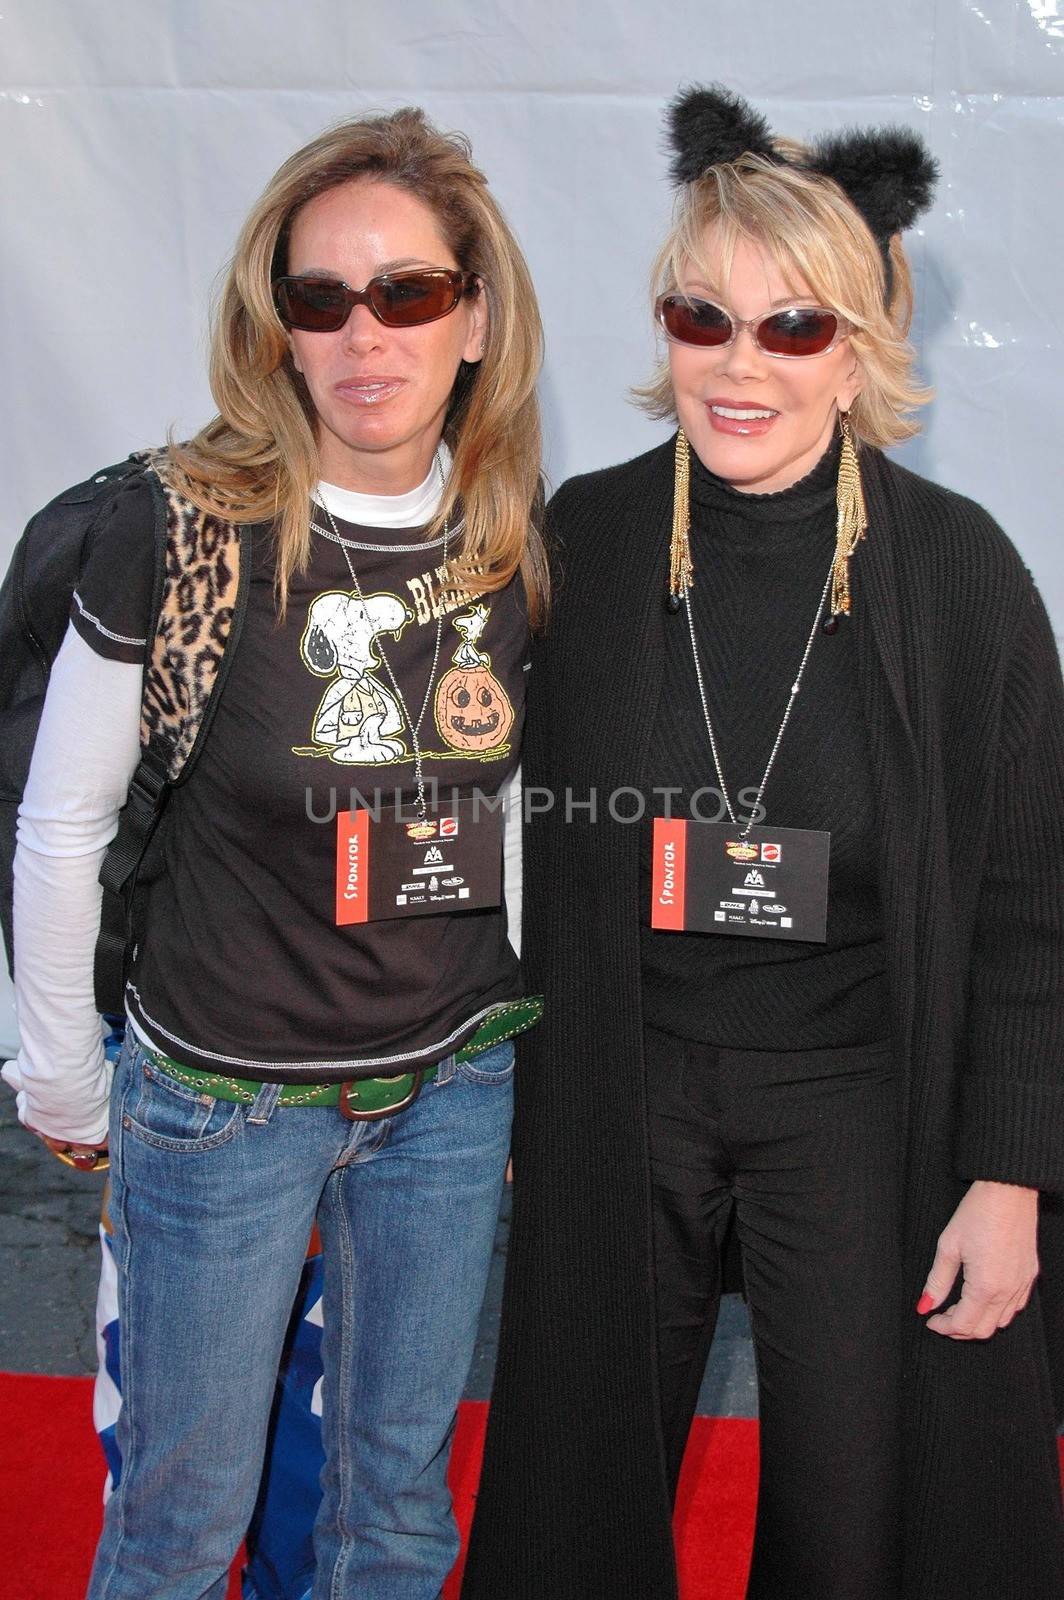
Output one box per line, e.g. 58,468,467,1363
463,88,1064,1600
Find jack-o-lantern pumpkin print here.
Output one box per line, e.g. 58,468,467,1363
434,605,515,755
436,663,514,752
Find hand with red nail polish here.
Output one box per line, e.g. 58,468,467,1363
917,1179,1040,1340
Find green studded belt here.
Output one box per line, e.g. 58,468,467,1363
138,996,543,1121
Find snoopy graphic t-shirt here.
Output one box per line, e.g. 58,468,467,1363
70,475,527,1080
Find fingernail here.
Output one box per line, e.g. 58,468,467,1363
916,1292,935,1315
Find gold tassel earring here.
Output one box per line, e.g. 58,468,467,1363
667,429,693,612
830,413,868,618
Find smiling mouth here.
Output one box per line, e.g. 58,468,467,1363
451,712,500,737
710,404,778,420
706,401,780,438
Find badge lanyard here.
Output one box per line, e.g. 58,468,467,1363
314,450,449,819
681,553,834,838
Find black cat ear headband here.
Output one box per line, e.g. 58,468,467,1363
667,84,938,301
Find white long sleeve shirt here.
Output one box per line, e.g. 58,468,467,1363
3,630,142,1141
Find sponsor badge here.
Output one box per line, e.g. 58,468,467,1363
336,796,503,925
651,820,830,942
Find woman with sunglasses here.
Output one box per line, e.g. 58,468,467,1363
6,107,545,1599
464,86,1064,1600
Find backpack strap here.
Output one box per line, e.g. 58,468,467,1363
94,462,249,1013
94,745,171,1011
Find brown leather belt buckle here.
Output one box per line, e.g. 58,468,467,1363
338,1068,425,1121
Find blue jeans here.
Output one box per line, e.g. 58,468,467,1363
87,1030,515,1600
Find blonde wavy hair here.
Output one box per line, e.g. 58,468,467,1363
168,108,547,623
635,139,930,446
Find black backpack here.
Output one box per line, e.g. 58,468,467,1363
0,454,250,1013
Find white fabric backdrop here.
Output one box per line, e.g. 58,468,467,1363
3,0,1062,1053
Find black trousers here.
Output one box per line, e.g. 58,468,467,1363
646,1025,905,1600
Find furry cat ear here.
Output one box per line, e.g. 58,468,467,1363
666,84,780,185
807,127,938,241
666,86,937,247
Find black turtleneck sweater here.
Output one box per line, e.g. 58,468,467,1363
638,437,887,1048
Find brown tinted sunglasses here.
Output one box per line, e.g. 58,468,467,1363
656,293,849,358
274,268,480,332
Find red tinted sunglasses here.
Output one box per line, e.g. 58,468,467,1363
274,268,480,333
656,294,849,358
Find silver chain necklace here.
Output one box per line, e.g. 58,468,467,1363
682,552,835,839
315,450,448,818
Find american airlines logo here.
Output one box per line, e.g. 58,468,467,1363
743,868,766,888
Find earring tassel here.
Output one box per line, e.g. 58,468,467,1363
831,416,868,616
670,429,694,601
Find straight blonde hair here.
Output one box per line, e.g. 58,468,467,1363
168,108,548,624
635,140,930,446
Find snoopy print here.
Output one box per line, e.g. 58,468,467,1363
295,589,414,764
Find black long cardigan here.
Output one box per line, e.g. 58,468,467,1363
462,439,1064,1600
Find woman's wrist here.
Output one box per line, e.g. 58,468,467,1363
34,1131,110,1172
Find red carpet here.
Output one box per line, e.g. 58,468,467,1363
3,1373,1062,1599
